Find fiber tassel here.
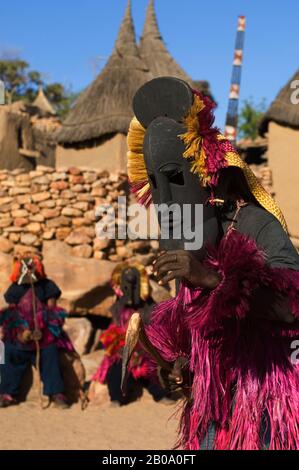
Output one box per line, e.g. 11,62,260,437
145,229,299,449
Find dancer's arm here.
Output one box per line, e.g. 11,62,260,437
153,250,221,289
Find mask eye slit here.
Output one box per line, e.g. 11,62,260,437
169,170,184,186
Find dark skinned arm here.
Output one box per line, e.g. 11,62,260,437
153,250,221,289
153,250,296,389
153,251,296,323
153,250,221,388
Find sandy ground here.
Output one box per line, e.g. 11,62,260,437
0,392,179,450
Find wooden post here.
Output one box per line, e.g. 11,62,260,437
225,16,246,145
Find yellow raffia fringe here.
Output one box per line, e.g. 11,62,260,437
127,118,147,182
127,100,287,231
225,151,287,231
127,117,151,201
180,95,211,185
111,261,150,301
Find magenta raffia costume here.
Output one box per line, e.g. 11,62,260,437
127,77,299,449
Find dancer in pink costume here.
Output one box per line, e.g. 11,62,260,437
92,262,169,406
127,77,299,450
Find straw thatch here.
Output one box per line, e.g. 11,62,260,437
140,0,211,96
140,0,191,82
57,0,152,147
260,69,299,135
33,87,56,116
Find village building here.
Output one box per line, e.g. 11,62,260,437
260,69,299,248
0,88,60,171
237,137,268,165
32,86,56,116
140,0,211,97
56,0,152,173
57,0,212,172
236,137,274,198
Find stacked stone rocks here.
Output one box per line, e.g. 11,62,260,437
0,165,151,261
249,164,274,196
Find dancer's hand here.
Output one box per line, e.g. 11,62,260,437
31,329,43,342
17,329,32,344
158,356,190,392
17,329,42,343
153,250,221,289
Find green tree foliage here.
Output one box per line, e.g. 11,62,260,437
0,59,76,117
0,59,32,103
44,83,79,118
238,98,267,140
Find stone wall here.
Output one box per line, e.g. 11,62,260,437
0,165,131,259
0,163,283,315
0,163,277,257
249,164,274,197
0,165,165,314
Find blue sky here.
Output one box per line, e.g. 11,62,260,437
1,0,298,128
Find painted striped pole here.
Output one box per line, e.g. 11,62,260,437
224,16,246,144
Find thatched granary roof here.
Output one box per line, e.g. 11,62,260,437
33,87,56,116
140,0,211,96
140,0,191,83
57,0,151,147
260,69,299,135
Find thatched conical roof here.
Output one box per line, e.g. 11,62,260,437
58,0,151,147
33,87,56,115
140,0,211,96
260,69,299,135
140,0,192,82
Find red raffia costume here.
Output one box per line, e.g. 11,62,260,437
92,262,157,388
0,253,75,407
0,254,73,352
